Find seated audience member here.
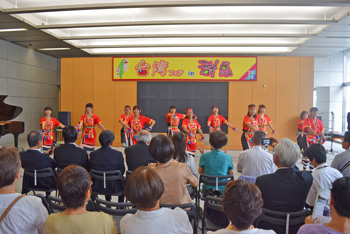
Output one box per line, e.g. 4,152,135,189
198,131,234,193
209,180,275,234
305,144,343,208
125,130,156,171
255,138,313,234
45,165,117,234
172,132,197,177
0,147,48,234
90,130,125,202
298,177,350,234
237,131,275,177
331,131,350,177
120,166,193,234
54,126,89,171
20,130,56,194
149,134,198,205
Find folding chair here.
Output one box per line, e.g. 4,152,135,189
202,196,229,234
23,167,57,195
47,195,95,213
255,208,312,234
160,203,197,234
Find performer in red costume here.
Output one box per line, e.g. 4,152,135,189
122,105,156,145
182,108,205,157
207,106,237,133
166,105,186,137
40,106,65,151
241,104,259,150
256,104,275,136
297,110,309,154
119,105,132,147
304,107,325,146
77,103,105,152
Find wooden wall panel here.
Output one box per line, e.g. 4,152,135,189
60,58,74,111
276,57,301,140
114,81,137,146
299,58,314,114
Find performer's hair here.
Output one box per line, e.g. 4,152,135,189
257,104,265,114
300,111,308,119
133,105,141,111
309,107,318,113
85,103,93,108
247,104,256,118
212,106,219,110
124,105,131,109
44,106,52,111
169,105,176,110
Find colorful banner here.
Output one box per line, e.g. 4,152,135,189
112,56,257,81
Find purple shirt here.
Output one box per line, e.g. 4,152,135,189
298,224,342,234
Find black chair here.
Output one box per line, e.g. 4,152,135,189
90,169,125,201
95,198,137,234
55,167,63,176
23,167,57,195
34,194,53,214
196,174,234,210
254,208,312,234
160,203,197,234
202,196,229,234
47,195,96,213
125,170,132,181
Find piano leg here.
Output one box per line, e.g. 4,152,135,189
13,133,19,148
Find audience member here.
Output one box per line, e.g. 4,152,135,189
125,130,156,171
209,180,275,234
298,177,350,234
45,165,117,234
120,166,193,234
0,147,48,234
237,131,275,177
331,131,350,177
198,131,234,193
305,144,343,208
54,126,89,171
149,134,198,205
20,130,56,194
90,130,125,202
255,138,313,234
172,132,197,177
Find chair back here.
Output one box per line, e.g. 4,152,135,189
160,203,197,234
199,174,234,191
125,170,132,181
47,195,66,212
255,208,312,234
55,167,63,176
90,169,124,196
202,196,229,234
238,175,257,184
23,167,56,192
34,194,53,214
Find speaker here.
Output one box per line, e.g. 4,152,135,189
58,111,71,127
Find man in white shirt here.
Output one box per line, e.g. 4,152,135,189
237,131,275,177
331,131,350,177
0,147,48,234
305,144,343,208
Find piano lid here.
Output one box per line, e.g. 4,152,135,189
0,95,23,121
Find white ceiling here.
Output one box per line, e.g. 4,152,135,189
1,0,350,57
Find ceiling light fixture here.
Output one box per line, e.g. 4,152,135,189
0,28,28,32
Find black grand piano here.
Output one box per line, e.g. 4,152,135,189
0,95,25,148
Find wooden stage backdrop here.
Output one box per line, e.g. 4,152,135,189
60,56,313,150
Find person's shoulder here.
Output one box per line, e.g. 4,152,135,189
165,207,188,217
298,224,327,234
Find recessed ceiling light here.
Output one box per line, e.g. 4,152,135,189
37,48,71,51
0,28,27,32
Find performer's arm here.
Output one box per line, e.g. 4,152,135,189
225,121,237,131
77,121,83,137
198,129,205,141
59,124,66,128
149,120,156,129
268,123,275,134
97,123,105,131
246,123,258,131
182,125,190,135
306,127,317,136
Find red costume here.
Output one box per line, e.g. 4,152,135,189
182,118,201,155
242,115,258,149
257,114,271,136
207,114,227,131
125,115,153,145
303,117,324,145
79,114,102,149
298,119,305,132
166,113,185,136
40,117,63,148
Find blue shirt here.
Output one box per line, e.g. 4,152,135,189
199,149,234,191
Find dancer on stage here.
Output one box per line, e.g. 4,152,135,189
166,105,185,137
40,106,65,151
119,105,131,147
257,104,275,136
77,103,105,152
207,106,237,133
182,108,205,157
123,105,155,145
297,110,309,154
241,104,259,150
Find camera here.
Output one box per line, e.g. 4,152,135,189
261,138,271,145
